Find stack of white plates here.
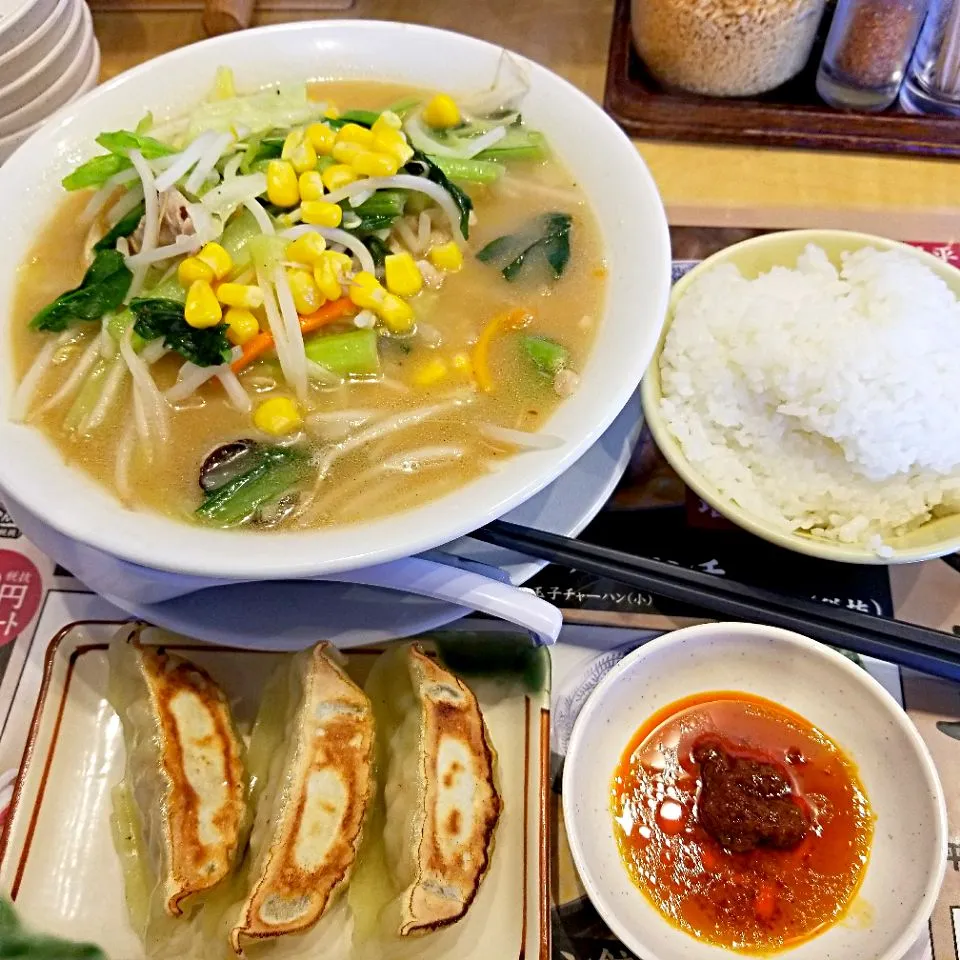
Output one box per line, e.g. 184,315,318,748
0,0,99,163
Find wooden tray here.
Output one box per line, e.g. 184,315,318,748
604,0,960,158
88,1,354,11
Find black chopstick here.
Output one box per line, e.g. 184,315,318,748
472,519,960,682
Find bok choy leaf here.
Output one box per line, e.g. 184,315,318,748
130,298,232,367
196,444,308,526
30,249,133,332
93,202,146,252
477,212,571,281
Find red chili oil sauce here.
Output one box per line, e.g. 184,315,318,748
609,692,874,954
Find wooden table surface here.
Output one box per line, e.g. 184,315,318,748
91,1,960,241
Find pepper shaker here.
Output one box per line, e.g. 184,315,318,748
901,0,960,114
816,0,929,110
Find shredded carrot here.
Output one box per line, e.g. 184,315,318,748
472,308,533,393
231,296,355,373
753,883,777,923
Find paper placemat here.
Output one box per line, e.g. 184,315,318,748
0,227,958,958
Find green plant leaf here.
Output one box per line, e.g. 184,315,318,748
30,250,132,332
93,202,145,252
130,298,232,367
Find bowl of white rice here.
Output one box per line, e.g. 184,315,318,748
641,229,960,563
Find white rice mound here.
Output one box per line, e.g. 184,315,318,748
659,244,960,552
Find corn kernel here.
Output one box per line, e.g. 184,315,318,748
216,282,264,309
306,122,336,155
428,241,464,273
423,93,460,129
412,356,448,388
266,159,299,208
184,280,223,329
281,129,317,174
196,242,233,280
332,140,367,166
286,232,327,266
380,293,415,334
336,122,375,146
348,271,384,312
371,126,413,166
385,252,423,298
321,164,357,191
327,250,352,272
253,396,302,436
177,256,214,287
224,307,260,346
286,268,322,315
324,105,340,120
301,200,343,228
351,150,400,178
372,111,403,133
314,255,343,302
452,352,474,377
298,170,325,202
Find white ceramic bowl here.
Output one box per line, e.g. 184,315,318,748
0,0,93,137
0,0,73,88
0,21,671,580
563,623,947,960
0,40,98,164
0,0,83,117
641,229,960,565
0,0,60,54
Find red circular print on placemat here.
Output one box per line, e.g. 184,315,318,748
0,550,41,646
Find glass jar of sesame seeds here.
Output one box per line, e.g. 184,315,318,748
631,0,828,97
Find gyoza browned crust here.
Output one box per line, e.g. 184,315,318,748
231,644,375,950
136,643,246,916
400,645,501,936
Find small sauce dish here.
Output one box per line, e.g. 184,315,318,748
562,622,946,960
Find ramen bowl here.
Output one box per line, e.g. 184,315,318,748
0,20,670,581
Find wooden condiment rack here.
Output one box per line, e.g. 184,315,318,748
605,0,960,158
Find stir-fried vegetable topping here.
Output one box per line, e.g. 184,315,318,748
196,442,308,525
62,131,176,190
522,334,569,376
406,151,473,237
130,297,232,367
20,64,588,525
94,203,146,252
477,212,572,281
304,328,381,378
31,250,132,331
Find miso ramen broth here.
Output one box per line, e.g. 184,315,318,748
12,77,605,529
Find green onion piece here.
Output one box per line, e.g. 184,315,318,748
304,328,381,378
427,155,504,185
196,447,307,526
522,334,569,377
95,130,176,160
385,96,421,117
327,109,381,129
476,130,548,162
62,154,132,191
